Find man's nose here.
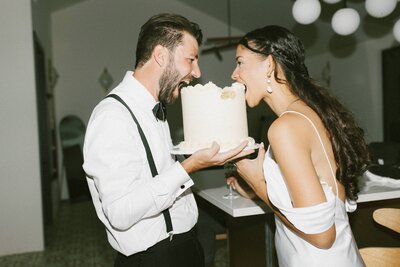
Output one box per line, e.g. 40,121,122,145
191,62,201,78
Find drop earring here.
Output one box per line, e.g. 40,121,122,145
266,74,273,93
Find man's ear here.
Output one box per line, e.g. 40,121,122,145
153,45,168,67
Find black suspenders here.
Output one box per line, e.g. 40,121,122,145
106,94,173,239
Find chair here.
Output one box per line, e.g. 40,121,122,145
373,208,400,234
59,115,86,150
359,208,400,267
359,248,400,267
59,115,89,202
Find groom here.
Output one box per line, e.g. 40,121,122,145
83,13,252,267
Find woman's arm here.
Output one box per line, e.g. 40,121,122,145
235,115,337,249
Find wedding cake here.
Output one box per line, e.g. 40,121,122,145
177,82,255,152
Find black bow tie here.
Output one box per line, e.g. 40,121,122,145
152,102,167,121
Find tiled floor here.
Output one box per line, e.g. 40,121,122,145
0,201,227,267
5,198,397,266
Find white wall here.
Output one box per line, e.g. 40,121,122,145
0,0,44,256
307,34,397,143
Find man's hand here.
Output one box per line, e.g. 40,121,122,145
181,140,254,174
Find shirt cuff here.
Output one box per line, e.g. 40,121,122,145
159,162,194,196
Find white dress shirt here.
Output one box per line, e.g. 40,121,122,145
83,71,197,256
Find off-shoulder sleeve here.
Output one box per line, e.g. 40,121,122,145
264,156,336,234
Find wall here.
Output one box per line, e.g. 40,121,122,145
307,33,397,143
51,0,272,198
0,0,44,256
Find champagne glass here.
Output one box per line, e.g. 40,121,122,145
223,183,239,199
223,162,239,199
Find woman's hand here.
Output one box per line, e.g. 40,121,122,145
226,175,256,199
235,142,267,198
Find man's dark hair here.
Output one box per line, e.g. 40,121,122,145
135,13,203,68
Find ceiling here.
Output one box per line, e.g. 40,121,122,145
50,0,400,55
177,0,400,55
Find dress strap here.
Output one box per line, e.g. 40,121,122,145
280,110,339,197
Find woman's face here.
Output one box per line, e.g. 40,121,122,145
231,44,269,107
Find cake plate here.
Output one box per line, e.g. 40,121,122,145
170,143,260,155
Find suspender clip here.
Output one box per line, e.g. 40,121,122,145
168,231,174,241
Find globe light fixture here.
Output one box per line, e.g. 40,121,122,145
331,8,360,35
393,19,400,42
365,0,397,18
323,0,342,4
292,0,321,25
291,0,400,42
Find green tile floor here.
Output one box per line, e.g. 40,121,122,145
0,201,227,267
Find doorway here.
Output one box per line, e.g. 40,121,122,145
382,46,400,142
33,32,54,236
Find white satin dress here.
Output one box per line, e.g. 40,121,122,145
264,111,365,267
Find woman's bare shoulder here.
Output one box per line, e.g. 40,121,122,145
267,112,312,145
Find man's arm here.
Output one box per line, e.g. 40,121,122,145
84,106,192,230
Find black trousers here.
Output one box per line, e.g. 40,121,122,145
114,228,205,267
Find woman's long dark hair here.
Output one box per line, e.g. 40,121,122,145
240,25,369,201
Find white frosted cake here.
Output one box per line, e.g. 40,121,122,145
178,82,255,152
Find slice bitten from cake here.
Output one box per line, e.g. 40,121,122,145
176,81,256,153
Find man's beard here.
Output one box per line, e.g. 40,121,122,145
159,58,181,104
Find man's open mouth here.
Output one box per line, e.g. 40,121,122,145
178,80,190,90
